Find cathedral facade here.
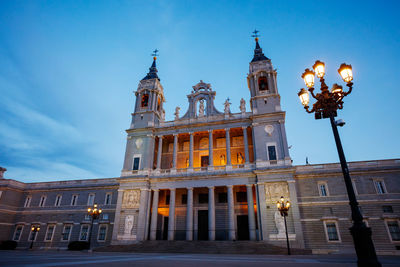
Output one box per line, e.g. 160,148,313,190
0,39,399,254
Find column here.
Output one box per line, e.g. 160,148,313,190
168,188,176,240
225,128,231,166
137,189,149,240
246,184,256,240
208,186,215,240
172,134,178,169
242,126,250,164
208,130,213,169
189,132,194,170
227,185,236,240
186,187,193,240
279,120,291,162
156,136,163,170
111,189,124,242
150,189,159,240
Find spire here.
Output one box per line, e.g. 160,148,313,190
251,30,269,62
142,49,160,81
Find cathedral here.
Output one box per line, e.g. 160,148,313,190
0,37,399,254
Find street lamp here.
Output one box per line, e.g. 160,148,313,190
276,196,291,255
29,225,40,249
298,60,381,267
87,203,102,250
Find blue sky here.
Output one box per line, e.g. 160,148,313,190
0,0,399,182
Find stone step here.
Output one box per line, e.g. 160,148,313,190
95,241,311,255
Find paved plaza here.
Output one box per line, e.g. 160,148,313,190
0,251,399,267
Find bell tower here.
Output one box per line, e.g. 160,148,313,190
121,51,165,175
247,33,281,115
247,32,291,167
131,50,165,129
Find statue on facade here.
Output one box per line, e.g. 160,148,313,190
274,210,285,236
224,98,231,114
198,99,205,117
174,107,180,120
240,98,246,113
124,215,134,235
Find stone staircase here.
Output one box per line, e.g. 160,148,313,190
95,241,311,255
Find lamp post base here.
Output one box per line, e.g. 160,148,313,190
350,223,381,267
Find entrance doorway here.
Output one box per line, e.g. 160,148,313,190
237,215,249,240
162,217,169,240
198,210,208,240
201,156,209,168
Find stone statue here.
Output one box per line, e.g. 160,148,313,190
224,98,231,114
274,210,285,235
240,98,246,113
198,99,205,117
174,107,180,120
124,215,134,235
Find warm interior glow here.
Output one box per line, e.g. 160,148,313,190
331,83,343,96
338,63,353,83
313,60,325,78
298,88,310,106
302,68,315,88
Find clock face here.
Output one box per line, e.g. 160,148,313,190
264,125,274,136
135,138,143,149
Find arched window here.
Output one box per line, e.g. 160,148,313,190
258,76,268,91
141,94,149,107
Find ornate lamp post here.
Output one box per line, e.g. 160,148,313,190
29,225,40,249
87,203,102,250
276,196,291,255
298,61,381,267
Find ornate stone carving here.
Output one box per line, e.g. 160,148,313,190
122,190,141,209
192,80,211,92
274,210,285,236
264,125,274,136
135,138,143,149
124,215,134,235
224,98,231,114
198,99,205,117
265,182,290,203
240,98,246,113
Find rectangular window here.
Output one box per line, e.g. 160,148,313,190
55,195,62,206
374,180,386,194
71,194,78,206
198,193,208,204
267,146,277,161
84,214,91,221
39,195,47,207
105,193,112,205
13,225,23,241
383,206,394,213
218,193,227,203
236,192,247,203
318,182,329,197
45,225,55,241
103,213,109,220
98,225,107,241
24,196,32,207
181,194,187,204
62,225,72,241
133,157,140,170
87,193,95,206
79,225,89,241
325,222,339,241
387,221,400,241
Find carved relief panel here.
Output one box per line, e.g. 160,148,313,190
122,189,141,209
265,182,290,204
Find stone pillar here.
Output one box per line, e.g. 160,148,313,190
172,134,178,170
279,120,291,163
208,130,213,170
208,186,215,240
150,189,159,240
225,128,231,167
137,189,149,240
156,136,163,170
242,126,250,164
288,180,305,248
168,188,176,240
186,187,194,240
111,189,124,243
227,185,236,240
246,184,256,240
189,132,194,170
